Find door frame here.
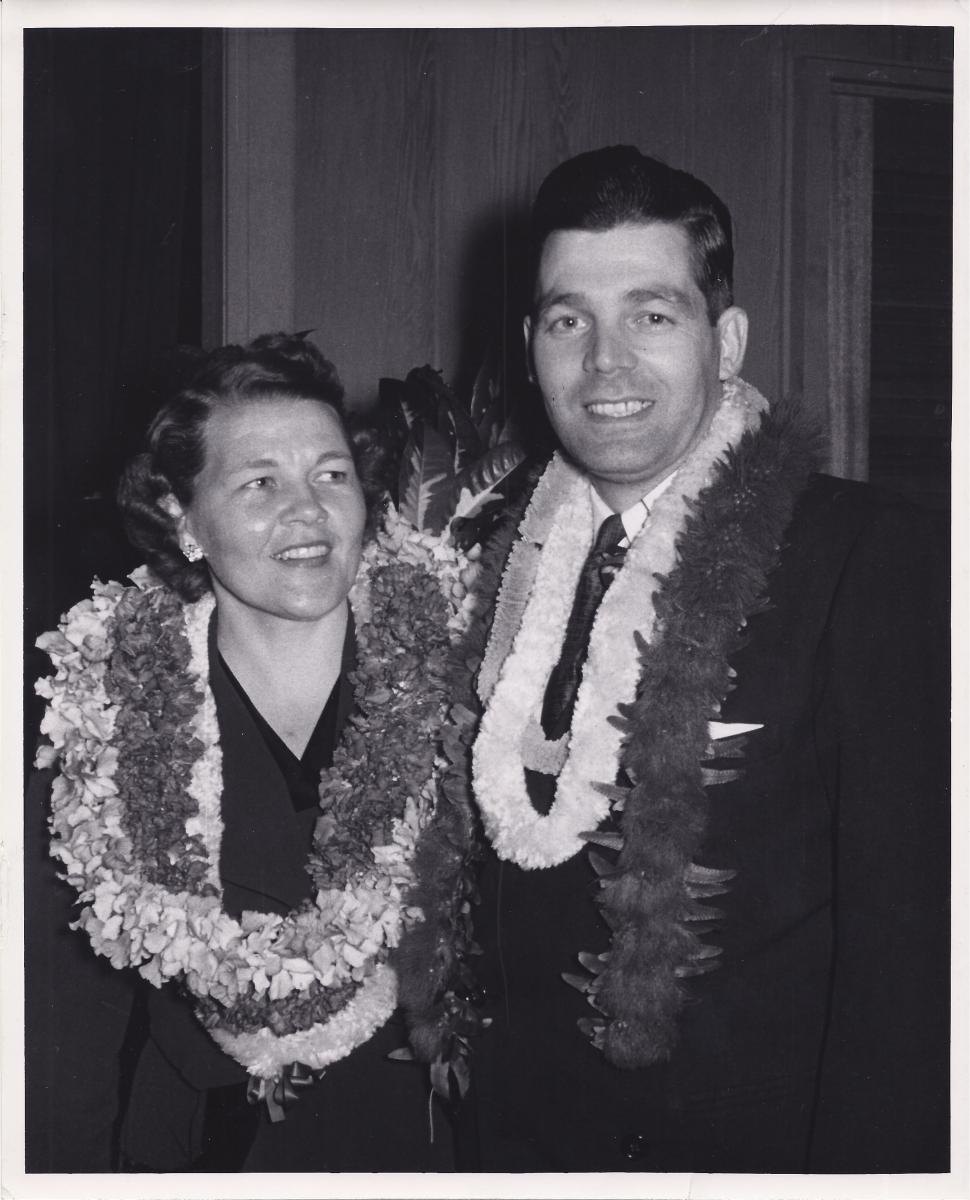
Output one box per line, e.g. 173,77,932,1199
787,54,952,479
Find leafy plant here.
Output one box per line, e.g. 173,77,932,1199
376,345,527,546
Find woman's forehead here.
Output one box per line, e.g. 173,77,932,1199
202,396,350,466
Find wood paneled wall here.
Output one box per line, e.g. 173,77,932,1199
221,26,950,413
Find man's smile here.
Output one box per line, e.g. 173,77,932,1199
584,398,654,419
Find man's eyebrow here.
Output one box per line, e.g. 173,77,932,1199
625,286,696,312
534,285,699,316
533,289,585,315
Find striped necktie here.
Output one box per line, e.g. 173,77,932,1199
540,512,627,742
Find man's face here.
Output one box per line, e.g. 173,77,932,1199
525,221,747,510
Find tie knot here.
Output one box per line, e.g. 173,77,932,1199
593,512,626,555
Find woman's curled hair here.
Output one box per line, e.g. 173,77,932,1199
118,332,382,601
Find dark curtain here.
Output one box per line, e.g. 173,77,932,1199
23,30,206,1167
24,28,204,744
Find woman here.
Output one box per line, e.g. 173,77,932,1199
26,333,470,1172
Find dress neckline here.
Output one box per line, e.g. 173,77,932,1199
217,614,356,812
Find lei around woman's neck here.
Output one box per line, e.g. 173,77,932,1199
35,512,478,1084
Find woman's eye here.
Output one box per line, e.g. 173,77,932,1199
243,477,272,490
316,469,349,484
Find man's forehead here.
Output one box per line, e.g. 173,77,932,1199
534,222,701,313
536,222,698,294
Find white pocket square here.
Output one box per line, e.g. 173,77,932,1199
707,721,764,740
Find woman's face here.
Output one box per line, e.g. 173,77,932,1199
180,396,366,625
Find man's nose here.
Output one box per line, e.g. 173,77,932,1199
583,324,636,374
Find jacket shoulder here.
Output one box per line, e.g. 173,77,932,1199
797,471,934,516
772,473,947,630
788,472,945,552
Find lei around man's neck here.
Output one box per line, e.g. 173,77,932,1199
471,378,769,870
466,385,819,1068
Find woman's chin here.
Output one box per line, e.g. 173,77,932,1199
213,582,350,627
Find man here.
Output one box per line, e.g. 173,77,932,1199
463,146,948,1172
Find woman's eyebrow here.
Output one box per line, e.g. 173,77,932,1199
234,448,351,469
231,456,279,471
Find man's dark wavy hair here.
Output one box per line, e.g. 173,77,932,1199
117,332,380,602
530,145,735,323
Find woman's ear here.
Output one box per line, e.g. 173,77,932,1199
523,315,536,385
158,493,184,522
160,494,203,561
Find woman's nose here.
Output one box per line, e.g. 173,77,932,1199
283,482,327,522
583,324,636,374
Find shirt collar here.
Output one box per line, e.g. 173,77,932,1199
589,471,678,544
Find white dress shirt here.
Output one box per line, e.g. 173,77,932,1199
589,472,678,546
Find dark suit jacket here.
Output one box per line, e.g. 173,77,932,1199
471,474,949,1172
25,615,439,1172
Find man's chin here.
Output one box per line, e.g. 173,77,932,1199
573,463,672,512
563,446,667,488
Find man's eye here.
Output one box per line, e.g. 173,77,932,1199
316,470,348,483
243,477,272,490
635,312,671,329
546,314,586,334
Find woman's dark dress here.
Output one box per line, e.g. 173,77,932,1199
25,617,446,1172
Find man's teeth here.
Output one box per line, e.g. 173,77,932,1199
587,399,651,418
275,544,330,560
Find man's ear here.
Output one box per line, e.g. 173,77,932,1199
523,314,535,384
716,306,748,380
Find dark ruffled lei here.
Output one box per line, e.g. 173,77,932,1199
106,585,213,894
197,977,361,1036
210,557,460,1040
395,478,542,1097
308,557,454,887
574,400,819,1067
102,554,466,1047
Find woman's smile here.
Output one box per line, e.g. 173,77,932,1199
272,540,333,563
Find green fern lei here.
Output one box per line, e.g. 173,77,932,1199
395,478,541,1099
373,353,529,1097
577,402,818,1068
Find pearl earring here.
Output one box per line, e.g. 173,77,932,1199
183,541,204,563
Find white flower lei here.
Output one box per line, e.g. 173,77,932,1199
35,508,474,1079
471,379,768,869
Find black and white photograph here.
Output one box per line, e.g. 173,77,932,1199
3,1,964,1195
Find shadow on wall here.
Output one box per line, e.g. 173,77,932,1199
450,202,555,460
